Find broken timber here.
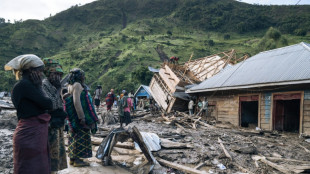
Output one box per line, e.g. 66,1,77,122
149,49,247,113
157,157,207,174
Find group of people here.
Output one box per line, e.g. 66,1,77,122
93,88,134,127
5,54,99,174
188,97,208,116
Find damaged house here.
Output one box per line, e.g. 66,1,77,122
149,49,247,113
187,42,310,135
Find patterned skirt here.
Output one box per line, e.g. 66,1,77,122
48,127,68,171
68,128,92,159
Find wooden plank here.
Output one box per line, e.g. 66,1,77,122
303,116,310,122
218,137,233,160
303,121,310,128
157,157,207,174
304,100,310,105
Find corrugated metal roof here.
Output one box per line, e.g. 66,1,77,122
134,85,152,97
187,42,310,93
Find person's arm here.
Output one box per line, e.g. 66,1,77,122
72,83,85,120
23,80,53,110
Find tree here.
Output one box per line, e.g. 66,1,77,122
131,66,153,85
0,18,5,24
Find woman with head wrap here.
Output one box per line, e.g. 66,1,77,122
118,91,133,127
5,54,53,174
64,68,99,167
42,58,68,173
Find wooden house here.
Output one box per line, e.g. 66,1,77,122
187,42,310,134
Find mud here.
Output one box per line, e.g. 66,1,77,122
1,102,310,174
101,107,310,174
0,110,15,174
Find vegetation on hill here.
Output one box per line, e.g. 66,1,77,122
0,0,310,94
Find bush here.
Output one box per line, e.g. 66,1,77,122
266,27,281,41
223,34,230,40
294,29,307,36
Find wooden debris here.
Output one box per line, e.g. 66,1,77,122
218,137,232,160
91,136,103,146
161,138,193,149
297,144,310,153
115,142,135,149
252,155,310,173
157,157,207,174
194,161,207,170
232,162,255,174
112,147,142,155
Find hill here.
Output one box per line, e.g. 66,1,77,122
0,0,310,93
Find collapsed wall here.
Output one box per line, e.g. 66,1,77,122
149,50,248,113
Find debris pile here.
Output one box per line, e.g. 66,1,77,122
98,110,310,174
149,50,248,113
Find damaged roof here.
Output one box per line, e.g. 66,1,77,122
187,42,310,93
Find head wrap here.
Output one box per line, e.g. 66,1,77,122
4,54,44,80
122,90,126,94
42,58,63,77
68,68,85,85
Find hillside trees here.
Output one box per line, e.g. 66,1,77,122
256,27,288,52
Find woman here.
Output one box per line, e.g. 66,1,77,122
118,91,133,127
5,54,53,174
65,68,98,167
42,58,68,173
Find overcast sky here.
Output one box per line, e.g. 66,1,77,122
0,0,309,22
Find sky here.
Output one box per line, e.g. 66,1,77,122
0,0,98,22
0,0,309,22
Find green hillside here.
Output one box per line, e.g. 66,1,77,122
0,0,310,94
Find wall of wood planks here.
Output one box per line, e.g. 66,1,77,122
303,90,310,134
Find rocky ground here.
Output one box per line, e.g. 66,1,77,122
1,101,310,174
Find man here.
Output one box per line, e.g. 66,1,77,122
94,85,102,112
188,98,195,116
202,97,208,117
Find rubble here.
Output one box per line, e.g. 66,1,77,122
1,98,310,174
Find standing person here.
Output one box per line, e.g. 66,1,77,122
105,89,115,112
42,58,68,173
188,98,195,116
120,89,126,99
94,85,102,112
5,54,53,174
202,97,208,117
118,91,133,127
65,68,99,167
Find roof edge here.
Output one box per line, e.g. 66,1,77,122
186,79,310,93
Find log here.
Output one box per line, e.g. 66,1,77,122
251,155,310,173
252,155,290,173
297,144,310,153
267,157,310,164
157,157,207,174
115,142,135,149
161,138,193,149
91,136,103,146
112,147,142,155
218,137,232,160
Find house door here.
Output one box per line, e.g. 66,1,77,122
239,95,259,128
273,93,301,132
